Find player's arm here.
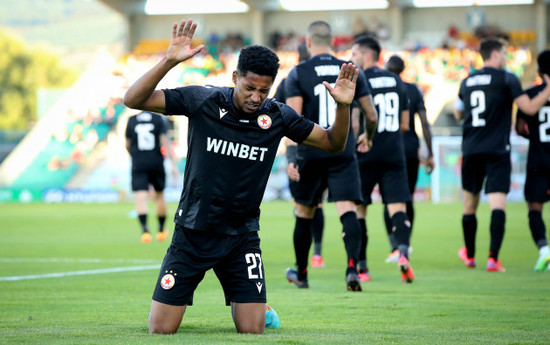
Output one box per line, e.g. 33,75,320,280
357,95,377,141
125,138,131,153
400,110,410,133
123,19,204,113
301,63,358,154
351,106,361,138
418,108,434,173
453,98,465,120
160,132,179,179
515,116,530,139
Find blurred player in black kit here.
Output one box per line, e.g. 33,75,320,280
125,111,178,243
350,35,414,283
383,55,434,264
124,18,363,334
284,21,378,292
515,49,550,272
275,43,328,269
454,38,550,272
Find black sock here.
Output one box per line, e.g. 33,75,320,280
340,211,361,271
158,215,166,232
406,201,415,237
293,216,313,280
489,209,506,260
462,214,477,258
529,210,548,249
358,218,368,271
312,208,324,255
391,211,411,257
138,214,148,233
384,206,397,251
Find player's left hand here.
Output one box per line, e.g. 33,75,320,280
323,62,358,106
356,133,372,153
425,156,434,174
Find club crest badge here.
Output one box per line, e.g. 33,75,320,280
160,273,176,290
257,114,272,130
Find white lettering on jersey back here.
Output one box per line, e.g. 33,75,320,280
314,65,340,77
206,137,268,161
368,77,397,89
137,112,152,122
465,75,492,87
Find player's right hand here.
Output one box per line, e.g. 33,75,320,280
167,18,205,63
356,133,372,153
287,163,300,182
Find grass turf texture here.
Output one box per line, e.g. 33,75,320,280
0,201,548,344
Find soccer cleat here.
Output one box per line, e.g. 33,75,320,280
346,271,362,291
265,304,280,329
311,255,325,268
358,269,371,282
141,232,152,243
458,247,476,268
486,258,506,272
533,254,550,272
385,249,400,263
285,268,309,288
398,255,415,283
156,231,168,242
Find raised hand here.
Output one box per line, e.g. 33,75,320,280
166,18,205,64
323,62,359,106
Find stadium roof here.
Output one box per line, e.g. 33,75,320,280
98,0,539,15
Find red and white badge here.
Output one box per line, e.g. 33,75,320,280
160,273,175,290
257,115,272,129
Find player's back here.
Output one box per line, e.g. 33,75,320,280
517,83,550,170
360,67,408,163
126,111,166,169
285,54,370,160
459,67,523,155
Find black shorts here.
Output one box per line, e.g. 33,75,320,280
293,156,362,206
289,179,323,205
131,166,165,191
359,160,411,205
152,225,266,306
406,158,420,195
524,169,550,203
461,153,511,195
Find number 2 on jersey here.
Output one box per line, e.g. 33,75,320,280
539,106,550,142
471,90,486,127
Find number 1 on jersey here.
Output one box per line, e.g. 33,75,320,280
314,83,336,128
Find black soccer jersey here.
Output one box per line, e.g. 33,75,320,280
273,78,287,103
285,54,371,159
125,111,167,170
403,82,426,159
163,85,314,234
358,67,409,164
517,83,550,170
458,67,525,155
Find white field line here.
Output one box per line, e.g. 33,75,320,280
0,258,159,264
0,258,160,281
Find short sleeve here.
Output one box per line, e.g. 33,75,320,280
125,117,133,139
284,67,302,99
281,104,315,143
354,69,371,99
505,72,526,100
415,85,426,111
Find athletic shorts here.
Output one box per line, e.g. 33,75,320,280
461,153,511,195
406,158,420,195
359,159,411,205
289,179,323,205
293,155,362,206
131,166,165,192
152,224,266,306
524,169,550,203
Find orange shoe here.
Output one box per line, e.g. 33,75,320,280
385,249,400,263
458,247,476,268
358,270,371,282
311,255,325,268
156,231,168,242
398,255,415,283
486,258,505,272
141,232,152,243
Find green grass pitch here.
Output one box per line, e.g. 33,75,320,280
0,201,549,344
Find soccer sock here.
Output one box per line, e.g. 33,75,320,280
138,214,148,233
391,211,411,257
312,208,324,256
528,210,548,249
293,216,313,280
384,206,398,251
489,209,506,261
340,211,361,271
406,201,415,235
462,214,477,258
358,218,368,271
158,215,166,232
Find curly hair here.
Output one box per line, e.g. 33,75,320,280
538,50,550,76
237,45,280,79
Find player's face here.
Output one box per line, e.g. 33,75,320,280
232,71,274,114
497,46,507,68
351,44,366,69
